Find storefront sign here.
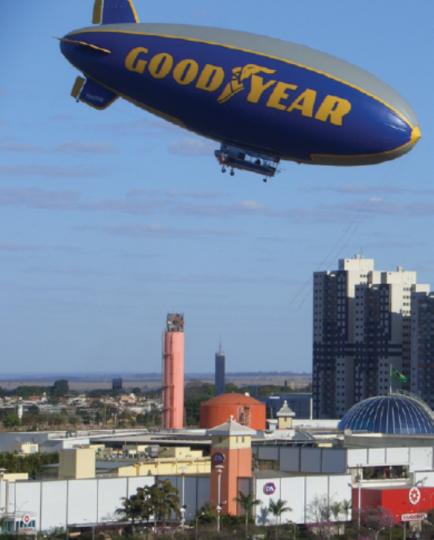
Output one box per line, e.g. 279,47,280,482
402,513,427,522
263,482,276,495
409,487,421,506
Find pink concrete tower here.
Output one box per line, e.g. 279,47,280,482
162,313,185,429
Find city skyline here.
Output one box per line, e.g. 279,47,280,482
1,1,433,374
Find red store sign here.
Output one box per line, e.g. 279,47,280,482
354,486,434,524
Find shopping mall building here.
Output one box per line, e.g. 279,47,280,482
1,393,434,534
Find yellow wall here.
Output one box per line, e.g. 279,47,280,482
0,473,29,482
277,417,293,430
212,435,252,450
117,456,211,477
59,447,96,480
159,447,203,459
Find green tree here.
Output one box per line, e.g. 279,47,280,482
116,481,180,531
195,502,215,525
330,501,342,522
116,486,153,531
3,413,20,428
184,382,215,426
235,491,260,538
268,499,291,540
51,380,69,398
0,452,58,479
149,480,181,525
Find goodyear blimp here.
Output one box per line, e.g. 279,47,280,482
60,0,421,181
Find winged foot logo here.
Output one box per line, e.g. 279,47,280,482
217,64,277,104
125,47,352,126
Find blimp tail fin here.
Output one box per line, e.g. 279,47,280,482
71,76,118,110
92,0,140,25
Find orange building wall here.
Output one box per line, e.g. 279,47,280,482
210,446,252,516
163,332,184,429
200,395,266,430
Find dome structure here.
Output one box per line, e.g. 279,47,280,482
338,394,434,435
200,392,266,430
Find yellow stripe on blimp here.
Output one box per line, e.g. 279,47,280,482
128,0,140,23
310,133,420,164
73,27,416,131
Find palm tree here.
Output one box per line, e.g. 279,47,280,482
268,498,292,540
235,491,261,538
116,487,152,532
341,499,352,521
330,501,342,522
341,499,352,535
149,480,181,525
116,481,180,532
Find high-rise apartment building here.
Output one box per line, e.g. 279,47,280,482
411,290,434,408
313,256,374,418
215,343,226,396
313,256,428,418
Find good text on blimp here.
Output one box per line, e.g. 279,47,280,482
125,47,352,126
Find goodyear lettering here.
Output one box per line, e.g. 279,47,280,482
287,89,317,117
124,47,149,74
315,95,352,126
196,65,225,92
148,52,174,79
173,59,199,85
124,47,353,126
267,82,298,111
247,75,276,104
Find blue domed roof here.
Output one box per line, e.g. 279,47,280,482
338,394,434,435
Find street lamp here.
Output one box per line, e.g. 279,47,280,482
215,464,224,533
348,464,363,533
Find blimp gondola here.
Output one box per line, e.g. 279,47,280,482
60,0,421,181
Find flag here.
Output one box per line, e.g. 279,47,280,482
391,368,408,383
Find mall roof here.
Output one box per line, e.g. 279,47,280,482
338,394,434,435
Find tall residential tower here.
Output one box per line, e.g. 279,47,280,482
411,291,434,408
313,256,428,418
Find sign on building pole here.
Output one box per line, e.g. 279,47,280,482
401,513,427,522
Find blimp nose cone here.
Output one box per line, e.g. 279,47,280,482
411,126,422,145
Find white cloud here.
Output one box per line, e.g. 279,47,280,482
239,200,265,211
56,142,116,155
168,137,214,156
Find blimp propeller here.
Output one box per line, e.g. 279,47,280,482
60,0,422,181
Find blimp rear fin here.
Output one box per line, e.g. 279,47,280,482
92,0,139,25
71,77,118,110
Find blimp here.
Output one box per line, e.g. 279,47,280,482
60,0,421,181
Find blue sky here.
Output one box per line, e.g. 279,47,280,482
0,1,433,375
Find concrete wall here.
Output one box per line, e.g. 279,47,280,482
254,474,352,525
255,446,348,474
255,445,433,474
347,447,433,471
0,475,209,532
